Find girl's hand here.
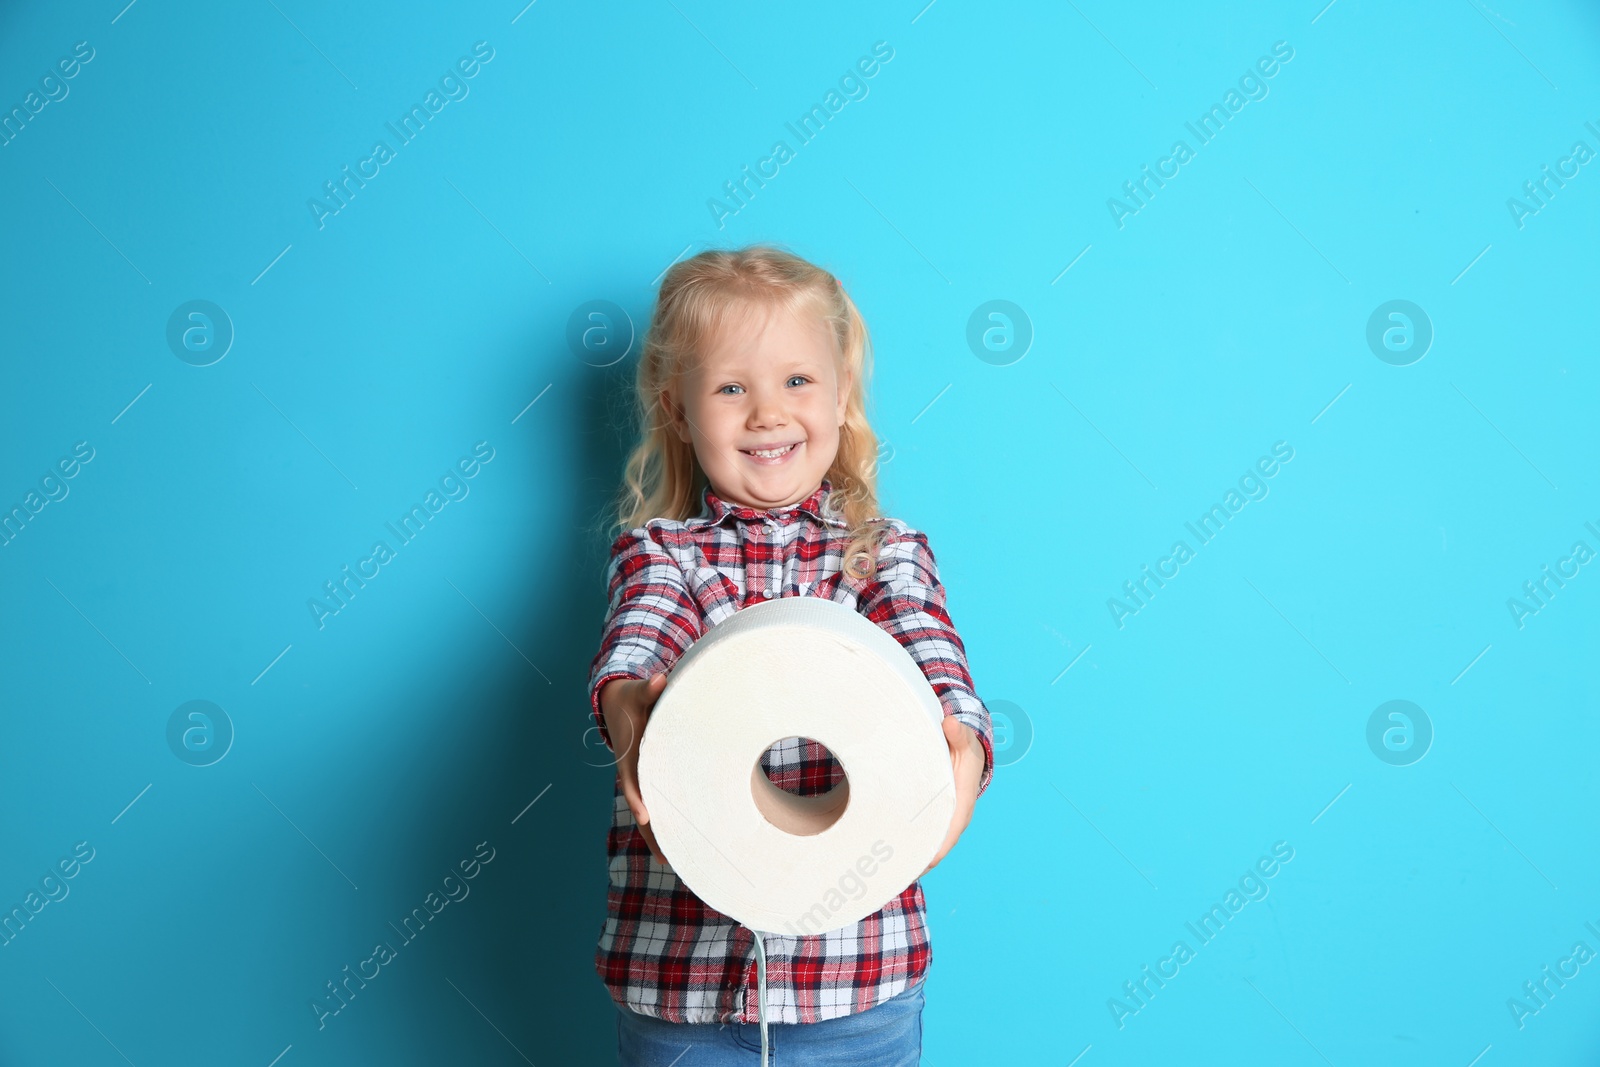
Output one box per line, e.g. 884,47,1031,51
920,716,984,877
599,672,671,866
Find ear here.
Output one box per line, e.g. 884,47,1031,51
835,365,852,426
660,388,690,444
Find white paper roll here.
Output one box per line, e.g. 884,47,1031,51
637,595,956,936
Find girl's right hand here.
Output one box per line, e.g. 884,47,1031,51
598,671,670,865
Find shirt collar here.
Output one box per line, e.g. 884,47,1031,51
691,478,845,529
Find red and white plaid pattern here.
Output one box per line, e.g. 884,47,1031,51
586,478,994,1024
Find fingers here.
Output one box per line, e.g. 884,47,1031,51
637,819,667,867
942,716,980,765
919,836,948,878
922,723,980,877
617,761,650,827
605,671,673,826
619,738,664,864
641,670,668,708
617,726,650,827
600,671,668,722
921,808,964,877
600,672,673,867
628,673,670,822
943,715,981,756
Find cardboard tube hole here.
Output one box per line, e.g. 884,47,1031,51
750,736,850,836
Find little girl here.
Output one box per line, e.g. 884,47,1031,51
586,245,995,1066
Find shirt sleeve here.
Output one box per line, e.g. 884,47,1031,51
855,526,996,798
586,526,703,752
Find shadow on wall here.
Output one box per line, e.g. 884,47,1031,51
352,349,636,1064
475,351,638,1063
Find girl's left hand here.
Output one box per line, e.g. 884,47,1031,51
920,716,985,877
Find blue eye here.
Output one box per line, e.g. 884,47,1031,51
787,375,809,387
718,384,743,395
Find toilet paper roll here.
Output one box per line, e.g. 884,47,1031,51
637,595,956,936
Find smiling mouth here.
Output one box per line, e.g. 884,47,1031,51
740,442,800,463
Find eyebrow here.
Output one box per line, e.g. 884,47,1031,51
700,357,828,378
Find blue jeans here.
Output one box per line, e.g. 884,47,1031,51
615,979,925,1066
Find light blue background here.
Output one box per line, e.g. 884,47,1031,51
2,0,1597,1063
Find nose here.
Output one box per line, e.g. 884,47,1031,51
746,383,788,429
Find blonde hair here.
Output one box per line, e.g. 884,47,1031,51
604,244,892,581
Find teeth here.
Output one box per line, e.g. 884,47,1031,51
746,444,795,459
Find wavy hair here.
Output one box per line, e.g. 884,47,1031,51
604,244,892,581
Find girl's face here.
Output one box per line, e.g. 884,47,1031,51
664,300,851,512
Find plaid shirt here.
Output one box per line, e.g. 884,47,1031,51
586,477,994,1025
